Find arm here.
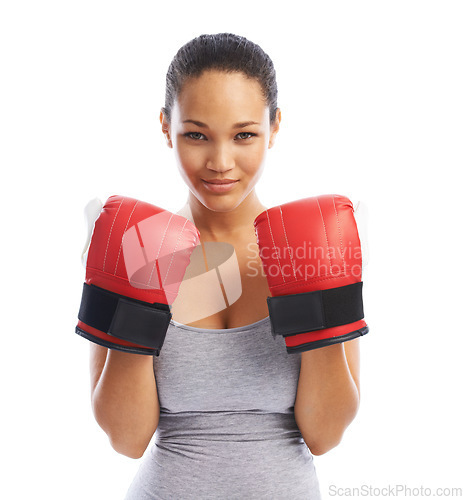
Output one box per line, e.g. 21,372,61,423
294,338,360,456
76,195,200,458
90,344,160,459
254,195,368,455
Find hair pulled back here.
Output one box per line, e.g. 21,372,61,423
162,33,278,124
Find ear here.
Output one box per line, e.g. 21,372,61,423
268,108,281,149
159,109,173,148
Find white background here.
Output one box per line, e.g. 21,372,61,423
1,1,462,499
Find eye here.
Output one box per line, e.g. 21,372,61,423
184,132,206,141
235,132,256,140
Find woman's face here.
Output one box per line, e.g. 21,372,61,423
161,70,280,212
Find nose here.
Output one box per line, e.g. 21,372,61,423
206,144,235,173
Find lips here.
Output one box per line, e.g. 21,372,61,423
201,178,239,193
203,179,238,184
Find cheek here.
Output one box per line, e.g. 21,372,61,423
237,144,267,177
174,143,204,178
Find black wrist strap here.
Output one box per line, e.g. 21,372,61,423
78,283,172,349
267,282,364,338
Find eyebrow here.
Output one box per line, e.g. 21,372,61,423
182,119,260,129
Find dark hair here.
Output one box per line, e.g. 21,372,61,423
162,33,278,124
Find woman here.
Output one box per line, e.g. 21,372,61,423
88,33,361,499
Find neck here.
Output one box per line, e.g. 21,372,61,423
186,190,266,239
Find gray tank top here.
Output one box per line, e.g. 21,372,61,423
125,317,321,499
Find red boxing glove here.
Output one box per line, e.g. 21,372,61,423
76,195,200,355
254,194,368,353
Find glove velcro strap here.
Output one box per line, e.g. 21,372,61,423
267,282,364,337
78,283,172,349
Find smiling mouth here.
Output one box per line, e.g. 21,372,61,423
202,178,239,184
201,179,239,193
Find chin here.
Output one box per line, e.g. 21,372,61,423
201,196,242,213
196,191,246,213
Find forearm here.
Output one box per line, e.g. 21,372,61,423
92,350,159,458
294,343,360,455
